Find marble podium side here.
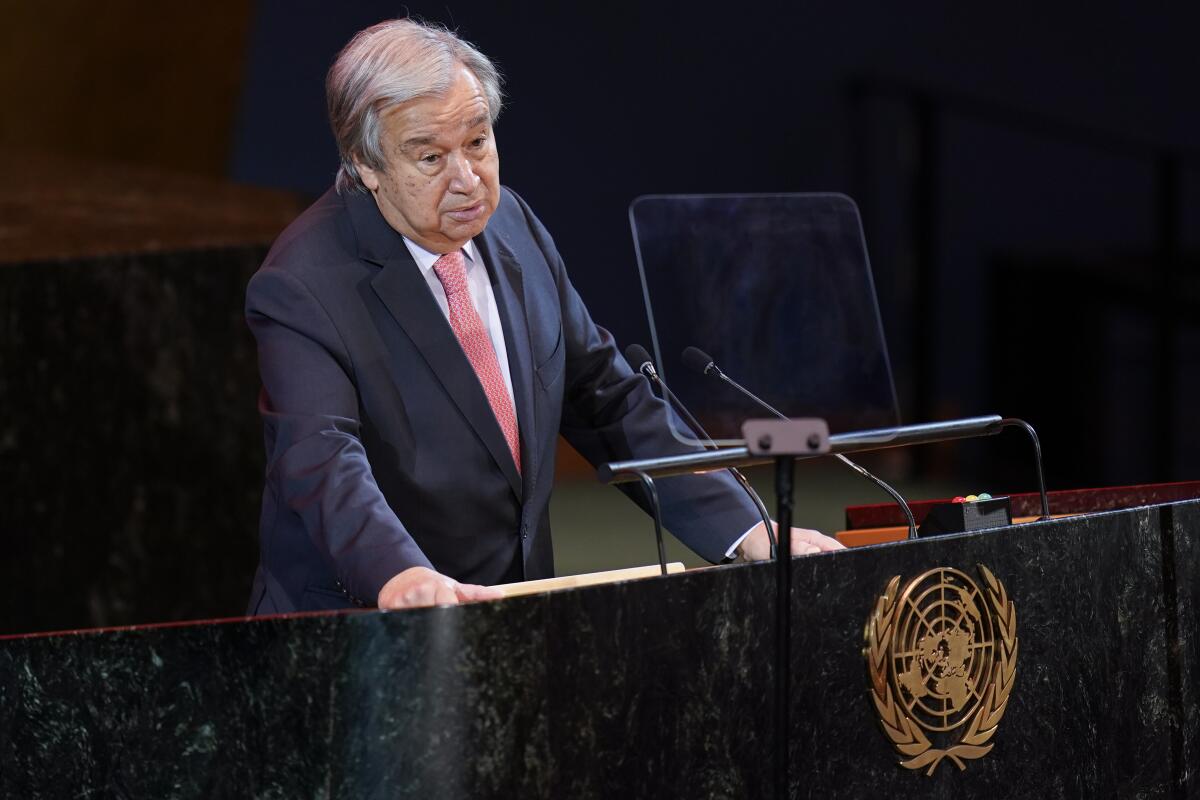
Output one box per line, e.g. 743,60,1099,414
0,154,305,634
2,500,1197,798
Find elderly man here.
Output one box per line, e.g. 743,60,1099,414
244,18,841,615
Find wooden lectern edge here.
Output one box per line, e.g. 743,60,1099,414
493,562,686,598
500,513,1086,592
835,514,1076,547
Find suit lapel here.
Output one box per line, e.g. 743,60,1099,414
352,192,523,500
476,230,538,499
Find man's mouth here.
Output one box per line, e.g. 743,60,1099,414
446,202,486,222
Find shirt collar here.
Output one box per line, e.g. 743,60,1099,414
403,237,479,280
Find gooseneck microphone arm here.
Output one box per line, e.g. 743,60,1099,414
681,346,919,540
626,344,777,558
630,469,669,575
1000,417,1051,518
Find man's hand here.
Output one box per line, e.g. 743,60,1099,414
377,566,504,610
737,521,845,561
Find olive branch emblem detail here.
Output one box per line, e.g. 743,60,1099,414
864,565,1018,776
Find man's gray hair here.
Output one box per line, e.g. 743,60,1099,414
327,19,504,194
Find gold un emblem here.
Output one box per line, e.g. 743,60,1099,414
864,565,1018,775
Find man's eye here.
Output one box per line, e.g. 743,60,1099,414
420,154,440,164
470,137,486,148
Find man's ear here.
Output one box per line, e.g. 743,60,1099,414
353,154,381,192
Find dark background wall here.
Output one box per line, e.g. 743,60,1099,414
2,2,1197,633
230,1,1200,486
0,1,256,174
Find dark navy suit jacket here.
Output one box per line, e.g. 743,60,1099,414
245,186,758,614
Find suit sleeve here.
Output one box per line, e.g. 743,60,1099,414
506,191,761,563
246,266,434,603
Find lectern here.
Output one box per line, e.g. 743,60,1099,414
2,495,1197,797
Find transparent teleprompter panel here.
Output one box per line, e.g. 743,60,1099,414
629,193,899,446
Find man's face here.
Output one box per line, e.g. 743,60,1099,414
355,65,500,253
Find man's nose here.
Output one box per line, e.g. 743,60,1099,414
446,152,480,194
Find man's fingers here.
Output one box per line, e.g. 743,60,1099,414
806,529,847,551
401,582,434,608
432,580,460,606
377,567,501,610
736,522,846,561
789,528,845,555
790,540,821,555
399,580,457,608
455,582,504,603
379,567,493,609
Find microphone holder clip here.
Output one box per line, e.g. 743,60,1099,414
743,418,831,458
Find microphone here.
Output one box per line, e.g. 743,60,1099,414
625,344,777,558
681,346,918,540
628,344,715,451
681,347,718,377
628,344,658,380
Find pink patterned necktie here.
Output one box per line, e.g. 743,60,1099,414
432,250,521,474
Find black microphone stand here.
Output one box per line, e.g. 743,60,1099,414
629,469,668,575
774,453,794,799
741,418,830,800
